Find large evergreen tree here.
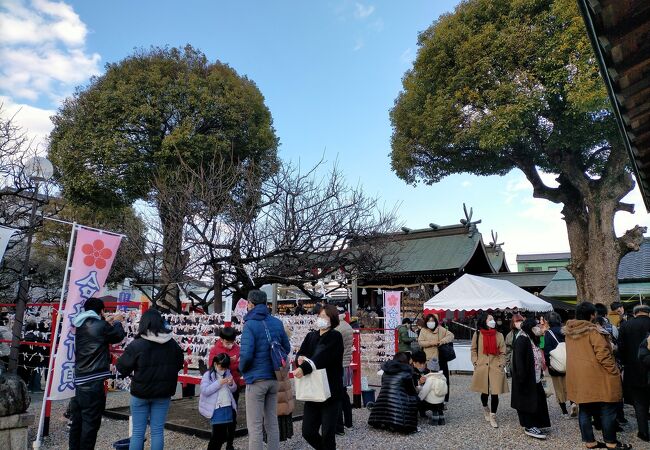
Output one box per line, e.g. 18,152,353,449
390,0,645,305
49,45,278,310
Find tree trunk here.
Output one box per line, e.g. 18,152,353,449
158,200,185,312
564,199,645,306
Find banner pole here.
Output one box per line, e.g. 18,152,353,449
33,222,77,450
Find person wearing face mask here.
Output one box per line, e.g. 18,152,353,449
510,318,551,440
207,327,245,450
564,302,630,450
293,304,344,450
239,290,291,450
470,311,509,428
505,313,525,376
418,314,454,403
543,312,577,418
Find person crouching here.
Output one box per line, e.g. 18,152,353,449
417,358,448,426
199,353,238,450
368,352,418,434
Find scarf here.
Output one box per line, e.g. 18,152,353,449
480,328,499,355
530,338,547,384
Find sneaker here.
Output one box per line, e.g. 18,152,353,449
524,427,547,439
570,403,578,417
489,413,498,428
483,406,491,422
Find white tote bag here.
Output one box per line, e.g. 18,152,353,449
548,330,567,374
294,357,331,402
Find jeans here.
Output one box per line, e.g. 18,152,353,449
302,397,340,450
245,379,279,450
129,396,171,450
69,379,107,450
578,402,618,444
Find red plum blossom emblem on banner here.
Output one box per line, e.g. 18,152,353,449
82,239,113,269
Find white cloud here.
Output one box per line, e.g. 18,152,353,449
0,0,101,104
352,38,364,51
461,180,472,188
354,2,375,19
0,96,55,151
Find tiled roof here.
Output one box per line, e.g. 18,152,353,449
516,252,571,262
482,271,556,288
372,225,496,275
618,238,650,280
541,268,650,299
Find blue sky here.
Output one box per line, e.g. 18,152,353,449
1,0,648,270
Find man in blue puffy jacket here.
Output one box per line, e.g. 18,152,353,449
239,290,290,450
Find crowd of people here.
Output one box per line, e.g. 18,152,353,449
64,292,650,450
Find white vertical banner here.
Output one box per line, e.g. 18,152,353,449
0,225,17,264
223,296,233,323
49,227,122,400
383,291,402,351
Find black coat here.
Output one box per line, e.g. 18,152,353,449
619,316,650,394
511,335,542,413
368,360,418,434
639,336,650,385
296,329,344,400
116,333,184,399
75,318,125,379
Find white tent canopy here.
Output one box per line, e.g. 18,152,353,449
423,274,553,312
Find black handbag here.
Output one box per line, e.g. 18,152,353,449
438,342,456,362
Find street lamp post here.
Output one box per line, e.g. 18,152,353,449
8,157,53,374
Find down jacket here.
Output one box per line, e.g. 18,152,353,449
239,304,291,384
116,331,184,399
368,360,418,434
198,368,238,418
418,371,447,405
336,320,354,367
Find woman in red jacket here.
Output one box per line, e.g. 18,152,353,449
207,327,244,450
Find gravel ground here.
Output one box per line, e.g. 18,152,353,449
27,374,647,450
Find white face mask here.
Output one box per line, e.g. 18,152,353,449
315,317,330,330
216,368,226,376
426,322,436,329
514,321,522,330
487,320,496,329
531,326,543,336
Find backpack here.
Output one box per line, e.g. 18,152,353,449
262,319,289,380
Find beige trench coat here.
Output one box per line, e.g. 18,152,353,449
470,331,509,395
418,326,454,361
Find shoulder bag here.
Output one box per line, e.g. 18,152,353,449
548,330,566,374
295,357,331,402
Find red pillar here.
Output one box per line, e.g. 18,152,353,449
394,328,399,354
43,307,58,436
352,330,362,408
